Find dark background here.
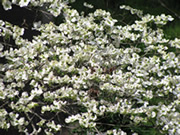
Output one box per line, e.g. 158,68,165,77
0,0,180,40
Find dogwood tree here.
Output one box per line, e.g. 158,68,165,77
0,0,180,135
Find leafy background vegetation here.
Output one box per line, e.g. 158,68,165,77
69,0,180,39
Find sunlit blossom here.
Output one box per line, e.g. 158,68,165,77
0,1,179,135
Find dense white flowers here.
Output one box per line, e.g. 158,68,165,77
2,0,75,16
0,1,180,135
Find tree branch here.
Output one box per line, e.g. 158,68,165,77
158,0,180,19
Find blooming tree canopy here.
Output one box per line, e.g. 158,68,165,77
0,0,180,135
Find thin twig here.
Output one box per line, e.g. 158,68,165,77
0,41,14,47
25,112,37,134
96,122,116,127
0,101,8,108
94,126,103,135
31,110,43,120
158,0,180,19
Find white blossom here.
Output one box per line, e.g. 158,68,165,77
0,2,179,135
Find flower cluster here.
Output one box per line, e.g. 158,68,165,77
2,0,75,17
0,2,180,135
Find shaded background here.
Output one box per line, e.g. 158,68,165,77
0,0,180,40
70,0,180,39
